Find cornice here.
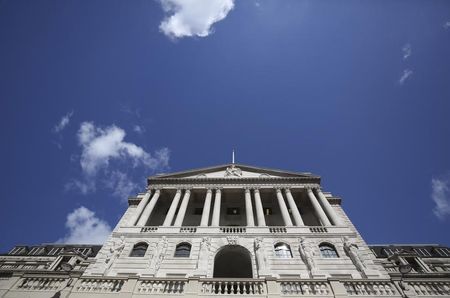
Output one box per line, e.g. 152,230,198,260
147,176,320,186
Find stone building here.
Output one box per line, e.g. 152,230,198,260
0,163,449,297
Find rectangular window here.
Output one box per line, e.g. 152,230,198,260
226,208,240,215
28,247,44,255
9,247,26,255
48,248,63,256
264,208,272,215
435,248,450,257
414,248,431,257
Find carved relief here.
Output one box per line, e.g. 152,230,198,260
226,236,239,245
254,237,268,273
343,236,367,276
149,236,168,275
104,236,125,275
299,237,316,277
225,164,242,177
196,237,211,275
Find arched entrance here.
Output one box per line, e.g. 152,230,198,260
213,245,252,278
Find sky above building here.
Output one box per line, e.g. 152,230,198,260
0,0,449,252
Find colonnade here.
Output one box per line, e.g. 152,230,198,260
129,187,342,227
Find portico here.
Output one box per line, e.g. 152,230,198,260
131,184,341,228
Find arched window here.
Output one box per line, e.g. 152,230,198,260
274,242,292,258
319,243,339,258
174,242,191,257
130,242,148,257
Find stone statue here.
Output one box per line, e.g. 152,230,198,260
196,237,211,274
299,237,316,276
225,164,242,177
343,236,366,273
254,237,268,272
104,236,125,274
150,236,168,275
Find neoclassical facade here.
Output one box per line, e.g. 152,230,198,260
1,163,449,297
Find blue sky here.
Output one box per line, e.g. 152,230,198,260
0,0,449,252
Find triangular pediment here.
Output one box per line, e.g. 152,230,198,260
150,164,318,180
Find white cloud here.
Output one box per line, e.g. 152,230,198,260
444,21,450,30
432,177,450,220
78,122,169,176
398,69,413,85
53,111,73,133
402,43,412,60
58,206,112,244
159,0,234,39
66,122,169,199
105,171,139,201
133,125,145,134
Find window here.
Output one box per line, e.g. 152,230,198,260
48,247,64,256
75,248,92,256
174,243,191,257
319,243,339,258
414,248,432,257
274,243,292,258
28,247,45,256
130,243,148,257
9,246,27,255
227,208,240,215
435,248,450,257
264,208,272,215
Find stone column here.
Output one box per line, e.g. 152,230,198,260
245,188,255,227
200,189,212,227
253,189,266,227
163,189,182,226
284,188,304,226
129,190,152,226
174,189,191,226
211,189,221,226
276,188,293,226
307,187,331,226
315,188,342,226
137,189,161,226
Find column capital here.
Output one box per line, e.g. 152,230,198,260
244,188,251,193
206,188,212,193
175,188,182,193
215,188,222,193
274,188,282,193
253,188,260,193
284,188,292,193
185,189,191,194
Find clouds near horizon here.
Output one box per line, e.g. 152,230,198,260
159,0,234,39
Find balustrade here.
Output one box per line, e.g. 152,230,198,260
16,277,66,291
280,281,330,295
141,227,158,233
309,227,328,233
269,227,287,233
220,227,246,234
201,279,265,295
408,281,450,296
180,227,197,233
343,281,397,296
76,278,125,292
137,279,186,294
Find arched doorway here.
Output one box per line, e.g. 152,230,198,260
213,245,252,278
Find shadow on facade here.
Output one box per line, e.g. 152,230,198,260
213,245,252,278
